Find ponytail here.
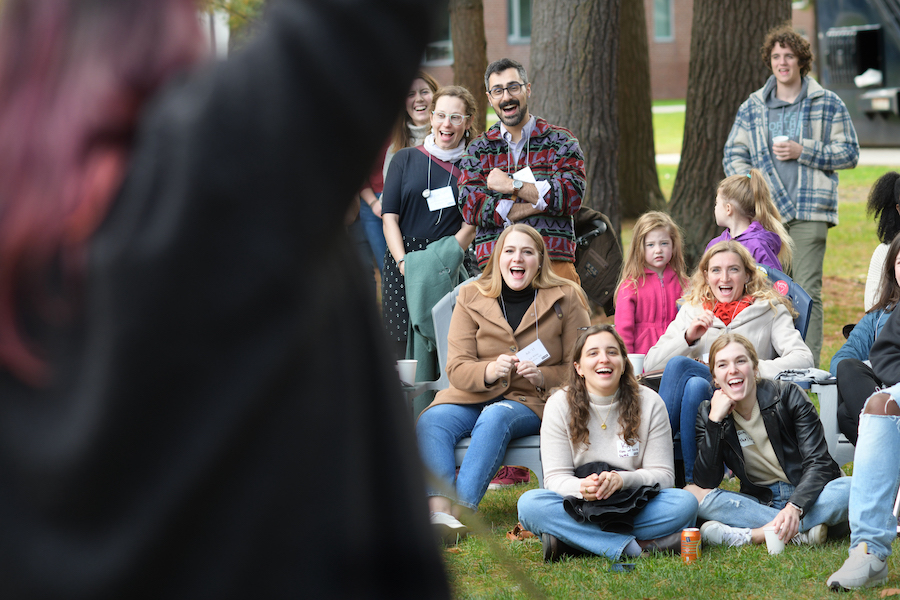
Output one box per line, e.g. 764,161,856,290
748,169,793,271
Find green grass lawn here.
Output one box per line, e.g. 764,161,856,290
441,105,900,599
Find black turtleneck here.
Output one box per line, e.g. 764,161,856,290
499,281,536,330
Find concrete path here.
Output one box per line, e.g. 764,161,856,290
656,148,900,167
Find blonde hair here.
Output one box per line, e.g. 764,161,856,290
717,169,793,271
473,224,588,308
615,211,688,302
684,241,795,316
707,333,760,382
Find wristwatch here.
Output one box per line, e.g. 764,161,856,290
511,178,524,198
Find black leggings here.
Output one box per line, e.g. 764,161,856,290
836,359,883,445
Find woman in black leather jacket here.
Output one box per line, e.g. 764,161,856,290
684,333,850,549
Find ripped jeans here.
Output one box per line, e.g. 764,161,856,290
846,384,900,560
698,477,851,532
416,398,540,510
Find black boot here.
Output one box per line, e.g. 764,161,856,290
637,531,682,555
542,533,588,562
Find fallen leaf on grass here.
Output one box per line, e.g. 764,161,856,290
445,547,461,554
880,588,900,597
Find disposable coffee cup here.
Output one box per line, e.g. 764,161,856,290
628,354,645,375
763,526,785,555
773,135,789,143
397,359,417,386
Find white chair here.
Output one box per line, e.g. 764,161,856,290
414,277,544,488
810,381,855,467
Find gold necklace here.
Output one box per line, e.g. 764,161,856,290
600,399,615,430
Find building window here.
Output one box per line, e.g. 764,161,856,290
653,0,674,42
508,0,532,45
424,11,453,65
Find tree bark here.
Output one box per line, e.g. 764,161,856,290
449,0,489,134
669,0,791,266
617,0,665,220
529,0,621,233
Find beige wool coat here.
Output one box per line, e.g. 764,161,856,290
426,283,590,419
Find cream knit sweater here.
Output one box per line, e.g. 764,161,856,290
540,386,675,498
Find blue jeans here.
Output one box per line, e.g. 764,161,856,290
657,356,713,482
517,488,698,560
698,478,850,532
358,197,386,273
846,384,900,560
416,399,540,511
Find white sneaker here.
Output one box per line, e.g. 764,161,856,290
700,520,752,547
430,512,468,545
791,523,827,545
827,543,888,590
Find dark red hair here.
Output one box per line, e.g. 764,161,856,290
0,0,205,382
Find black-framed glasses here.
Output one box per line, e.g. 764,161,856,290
488,82,525,98
432,111,467,126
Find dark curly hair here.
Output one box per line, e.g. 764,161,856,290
760,22,813,78
566,325,642,449
867,171,900,245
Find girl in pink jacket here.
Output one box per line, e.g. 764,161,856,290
615,212,689,356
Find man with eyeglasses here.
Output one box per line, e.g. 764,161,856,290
458,58,586,284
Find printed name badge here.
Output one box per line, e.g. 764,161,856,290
516,339,550,366
426,186,456,211
512,166,537,184
737,429,755,448
618,439,640,458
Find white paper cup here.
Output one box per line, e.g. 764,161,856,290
628,354,645,375
397,359,417,386
763,526,785,555
773,135,789,143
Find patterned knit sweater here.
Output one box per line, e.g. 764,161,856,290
457,117,585,266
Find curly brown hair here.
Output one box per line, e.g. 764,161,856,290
566,325,642,449
760,22,813,78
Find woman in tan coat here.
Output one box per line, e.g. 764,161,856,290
417,224,590,542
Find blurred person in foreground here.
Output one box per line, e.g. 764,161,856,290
0,0,449,598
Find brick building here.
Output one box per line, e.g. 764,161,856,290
425,0,815,101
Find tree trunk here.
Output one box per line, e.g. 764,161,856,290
669,0,791,266
449,0,489,134
617,0,665,220
529,0,621,233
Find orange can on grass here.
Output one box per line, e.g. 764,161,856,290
681,528,701,563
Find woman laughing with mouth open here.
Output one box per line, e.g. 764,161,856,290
516,325,699,562
686,333,849,549
644,241,813,484
415,224,589,544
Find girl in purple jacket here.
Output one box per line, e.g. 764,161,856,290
707,169,793,271
615,212,689,356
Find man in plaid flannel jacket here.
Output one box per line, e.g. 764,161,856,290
723,24,859,366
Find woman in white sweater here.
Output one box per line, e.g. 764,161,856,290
517,325,698,561
645,241,813,484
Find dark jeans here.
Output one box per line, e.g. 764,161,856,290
836,359,883,445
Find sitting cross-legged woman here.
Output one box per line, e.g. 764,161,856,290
686,333,850,548
416,224,590,543
517,325,698,561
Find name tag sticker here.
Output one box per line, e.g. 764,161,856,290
427,186,456,211
517,339,550,366
618,439,639,458
737,429,755,447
